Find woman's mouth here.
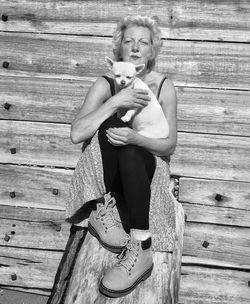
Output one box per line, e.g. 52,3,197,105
130,54,141,59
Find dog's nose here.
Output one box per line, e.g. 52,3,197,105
121,80,126,86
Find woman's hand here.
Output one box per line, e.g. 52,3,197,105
112,87,150,111
106,127,138,146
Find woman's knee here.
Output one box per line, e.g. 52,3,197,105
119,145,156,180
119,145,143,169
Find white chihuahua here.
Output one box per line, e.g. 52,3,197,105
105,56,169,139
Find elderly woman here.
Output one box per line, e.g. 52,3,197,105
67,15,177,298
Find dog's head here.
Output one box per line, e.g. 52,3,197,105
105,56,145,88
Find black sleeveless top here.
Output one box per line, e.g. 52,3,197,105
102,75,168,100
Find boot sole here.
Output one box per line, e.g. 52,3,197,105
88,223,123,254
99,263,154,298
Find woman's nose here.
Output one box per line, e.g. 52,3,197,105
132,42,139,52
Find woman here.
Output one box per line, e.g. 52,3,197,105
67,15,177,298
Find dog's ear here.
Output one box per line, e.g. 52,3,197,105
105,56,114,69
135,64,145,74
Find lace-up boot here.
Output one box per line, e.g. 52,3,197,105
99,236,153,298
88,193,129,253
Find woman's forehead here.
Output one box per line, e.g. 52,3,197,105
123,26,151,39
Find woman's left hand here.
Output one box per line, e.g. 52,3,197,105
106,127,137,146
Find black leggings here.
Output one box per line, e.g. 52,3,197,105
98,115,156,231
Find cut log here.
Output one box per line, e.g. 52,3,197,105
47,190,184,303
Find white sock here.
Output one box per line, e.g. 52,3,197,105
130,229,152,241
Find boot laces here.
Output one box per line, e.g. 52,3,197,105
96,195,118,230
117,238,139,274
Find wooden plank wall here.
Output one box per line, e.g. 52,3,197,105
0,1,250,303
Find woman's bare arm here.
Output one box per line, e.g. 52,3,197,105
70,77,117,144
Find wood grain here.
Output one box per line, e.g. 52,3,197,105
1,247,249,303
182,202,250,227
1,216,249,265
0,0,249,42
179,264,250,304
0,120,81,167
0,164,73,210
1,76,249,137
1,167,249,227
0,218,70,250
1,121,249,182
179,177,250,210
183,222,250,266
1,32,249,89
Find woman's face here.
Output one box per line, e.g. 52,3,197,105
120,25,153,69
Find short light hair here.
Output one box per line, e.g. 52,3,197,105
112,15,163,71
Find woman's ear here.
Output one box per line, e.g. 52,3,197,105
105,56,114,68
135,64,145,74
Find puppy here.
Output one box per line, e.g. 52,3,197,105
105,56,169,139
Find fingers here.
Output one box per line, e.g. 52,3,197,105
106,128,126,146
135,93,151,101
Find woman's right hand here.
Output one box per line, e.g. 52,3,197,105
112,87,151,110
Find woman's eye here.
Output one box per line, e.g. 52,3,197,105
124,40,132,44
126,76,132,79
115,75,120,78
141,40,149,45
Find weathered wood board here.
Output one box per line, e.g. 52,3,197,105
1,0,249,42
1,121,250,181
179,177,250,210
179,264,250,304
183,222,250,266
0,164,72,210
1,246,250,303
1,214,250,265
182,202,250,227
1,33,250,89
1,76,250,137
1,167,250,228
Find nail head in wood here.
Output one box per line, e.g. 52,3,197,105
55,225,61,232
4,102,11,110
1,14,8,22
52,188,59,195
10,191,16,198
2,61,9,68
202,241,209,248
4,234,10,242
10,147,16,154
215,194,222,201
11,273,17,281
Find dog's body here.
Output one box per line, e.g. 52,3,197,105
105,57,169,139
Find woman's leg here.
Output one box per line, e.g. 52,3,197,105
118,145,156,234
98,115,127,194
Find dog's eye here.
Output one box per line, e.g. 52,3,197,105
126,76,132,79
115,75,120,78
